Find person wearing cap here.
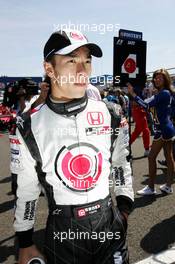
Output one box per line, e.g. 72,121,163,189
13,30,134,264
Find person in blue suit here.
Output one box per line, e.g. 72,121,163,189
127,69,175,195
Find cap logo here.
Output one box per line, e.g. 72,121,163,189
70,32,84,41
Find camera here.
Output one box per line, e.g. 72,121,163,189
3,78,39,109
17,78,39,97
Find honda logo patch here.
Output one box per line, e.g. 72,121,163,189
87,112,104,125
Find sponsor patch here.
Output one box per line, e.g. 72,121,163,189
113,251,122,264
16,116,24,129
11,149,20,155
75,204,101,218
9,138,21,145
70,31,84,41
112,167,125,186
10,135,23,172
86,126,112,136
87,112,104,125
11,157,20,164
55,143,103,192
23,200,37,221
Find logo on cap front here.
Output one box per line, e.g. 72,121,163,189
70,31,84,41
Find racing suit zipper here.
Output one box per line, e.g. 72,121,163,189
74,114,89,199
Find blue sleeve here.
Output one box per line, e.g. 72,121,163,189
134,96,157,110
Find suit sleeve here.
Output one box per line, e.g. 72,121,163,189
111,117,134,214
134,95,157,109
12,128,41,248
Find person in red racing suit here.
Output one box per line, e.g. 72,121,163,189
12,30,134,264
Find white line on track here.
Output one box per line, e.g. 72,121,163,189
134,246,175,264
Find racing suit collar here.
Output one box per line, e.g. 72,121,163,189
46,93,88,116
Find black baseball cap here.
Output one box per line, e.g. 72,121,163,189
44,30,103,61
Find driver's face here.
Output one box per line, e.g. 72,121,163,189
49,46,92,100
153,74,165,89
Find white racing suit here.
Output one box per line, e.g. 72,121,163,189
11,94,134,264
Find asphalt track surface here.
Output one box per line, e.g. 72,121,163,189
0,132,175,264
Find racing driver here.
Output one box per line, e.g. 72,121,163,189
12,29,134,264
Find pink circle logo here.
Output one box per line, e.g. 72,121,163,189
70,154,92,177
55,143,103,191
